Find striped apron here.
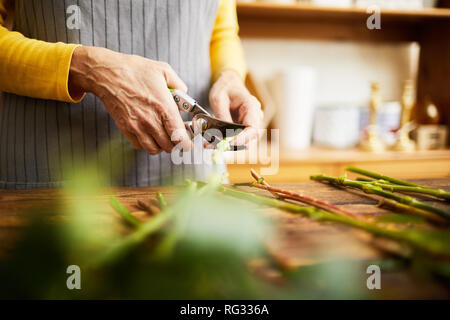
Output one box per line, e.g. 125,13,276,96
0,0,222,189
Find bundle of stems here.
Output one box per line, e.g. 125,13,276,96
217,185,450,257
250,169,358,219
310,174,450,221
104,179,450,277
346,166,450,201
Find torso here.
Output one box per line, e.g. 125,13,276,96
0,0,221,189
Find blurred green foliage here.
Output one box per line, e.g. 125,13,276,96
0,141,448,299
0,155,379,300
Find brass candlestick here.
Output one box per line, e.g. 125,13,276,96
392,80,416,152
361,82,385,153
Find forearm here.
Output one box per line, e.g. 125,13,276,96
210,0,247,82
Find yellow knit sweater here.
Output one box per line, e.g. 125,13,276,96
0,0,246,103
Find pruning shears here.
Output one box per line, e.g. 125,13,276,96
170,89,246,151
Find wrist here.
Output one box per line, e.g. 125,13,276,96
69,46,106,96
217,69,244,85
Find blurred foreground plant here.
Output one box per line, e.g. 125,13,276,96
1,142,448,299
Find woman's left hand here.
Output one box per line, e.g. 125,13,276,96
209,70,263,147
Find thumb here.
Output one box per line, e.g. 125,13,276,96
162,63,188,93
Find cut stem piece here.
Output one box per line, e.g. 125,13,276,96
370,182,450,200
250,169,358,218
346,166,450,201
110,196,142,228
218,185,450,257
251,183,358,219
378,199,446,224
345,166,419,187
311,174,450,221
156,192,167,211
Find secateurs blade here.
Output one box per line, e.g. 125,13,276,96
170,89,246,151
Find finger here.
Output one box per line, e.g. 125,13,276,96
160,62,188,93
232,97,263,146
141,121,174,153
231,126,261,147
158,92,192,151
114,119,143,150
237,96,263,127
135,131,162,155
209,93,233,123
122,131,143,150
173,127,194,151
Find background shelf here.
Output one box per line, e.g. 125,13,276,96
237,3,450,42
237,2,450,131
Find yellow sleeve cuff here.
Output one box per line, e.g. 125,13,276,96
0,25,85,103
58,43,85,103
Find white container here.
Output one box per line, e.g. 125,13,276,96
359,101,401,146
313,106,360,148
271,66,318,151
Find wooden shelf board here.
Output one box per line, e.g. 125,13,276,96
237,3,450,42
226,146,450,183
237,3,450,20
226,146,450,164
279,147,450,163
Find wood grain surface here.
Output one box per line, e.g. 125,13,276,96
1,179,449,298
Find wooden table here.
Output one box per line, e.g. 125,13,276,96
1,179,450,299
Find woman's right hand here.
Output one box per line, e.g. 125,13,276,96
69,46,192,155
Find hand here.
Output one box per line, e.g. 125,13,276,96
209,70,263,147
69,46,192,155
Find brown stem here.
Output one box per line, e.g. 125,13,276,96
250,169,281,199
250,169,358,219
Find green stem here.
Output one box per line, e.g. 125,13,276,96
345,166,419,187
356,177,394,185
92,209,173,267
346,166,450,201
378,199,446,224
94,182,198,268
371,182,450,200
153,182,199,259
156,192,167,211
311,174,450,220
217,185,450,256
356,177,376,183
109,196,141,228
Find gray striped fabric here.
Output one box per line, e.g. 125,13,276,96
0,0,223,189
